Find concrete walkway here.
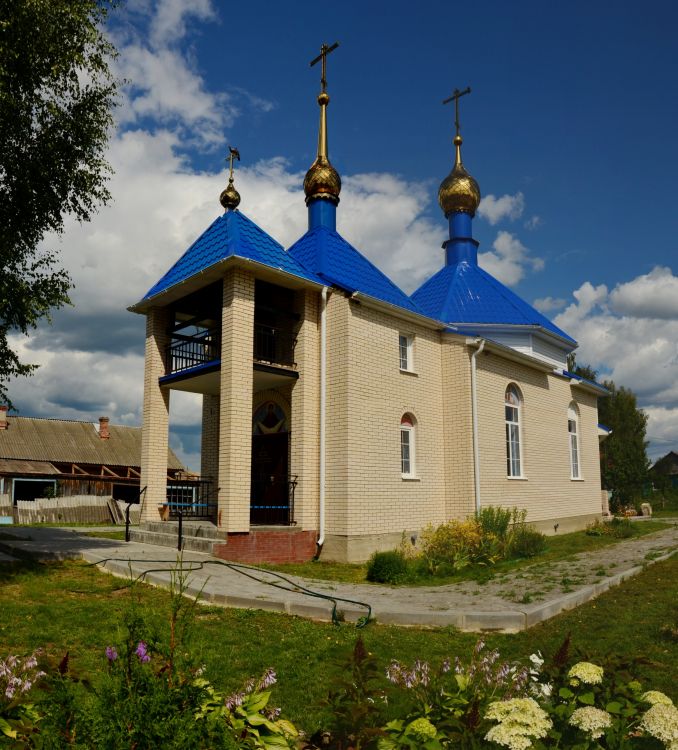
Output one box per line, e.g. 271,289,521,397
0,523,676,632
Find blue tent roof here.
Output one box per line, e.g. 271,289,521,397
143,210,322,300
288,226,421,314
411,260,576,344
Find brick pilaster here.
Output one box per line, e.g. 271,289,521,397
290,289,321,530
140,306,171,522
217,269,255,531
201,394,220,499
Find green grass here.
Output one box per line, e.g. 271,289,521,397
265,521,672,585
1,554,676,732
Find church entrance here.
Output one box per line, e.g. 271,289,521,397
251,401,291,525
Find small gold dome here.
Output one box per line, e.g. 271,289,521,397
438,135,481,217
304,157,341,205
220,179,240,210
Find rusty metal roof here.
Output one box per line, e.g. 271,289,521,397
0,417,183,470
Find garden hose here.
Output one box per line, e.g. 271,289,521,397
86,556,372,628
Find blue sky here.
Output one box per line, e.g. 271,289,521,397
8,0,678,467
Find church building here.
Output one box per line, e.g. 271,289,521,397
129,48,605,563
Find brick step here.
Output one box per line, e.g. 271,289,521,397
129,528,215,554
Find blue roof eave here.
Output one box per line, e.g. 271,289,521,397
447,321,577,348
349,290,452,330
128,254,325,315
562,370,610,395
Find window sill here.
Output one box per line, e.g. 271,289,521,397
399,369,418,377
570,477,585,482
506,476,528,481
401,475,420,481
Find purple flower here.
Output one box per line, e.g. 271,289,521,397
257,667,277,690
105,646,118,663
135,642,150,663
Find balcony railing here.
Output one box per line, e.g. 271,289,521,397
167,329,220,374
253,323,296,367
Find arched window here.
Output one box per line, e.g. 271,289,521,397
505,385,522,477
568,404,580,479
400,413,416,477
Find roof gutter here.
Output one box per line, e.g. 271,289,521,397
349,291,451,331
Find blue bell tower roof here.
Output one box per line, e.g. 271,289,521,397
140,209,323,302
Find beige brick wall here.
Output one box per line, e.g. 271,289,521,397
217,269,255,532
441,336,476,519
140,306,171,522
474,350,602,524
325,298,447,540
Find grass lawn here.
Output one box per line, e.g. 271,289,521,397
1,552,676,732
262,520,673,585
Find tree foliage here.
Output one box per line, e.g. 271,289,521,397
0,0,117,406
567,354,649,507
598,381,650,507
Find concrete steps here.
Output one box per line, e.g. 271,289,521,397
130,521,225,554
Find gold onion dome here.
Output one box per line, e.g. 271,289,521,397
438,135,481,217
304,91,341,204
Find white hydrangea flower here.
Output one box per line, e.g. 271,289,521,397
529,652,544,668
569,707,612,739
640,703,678,747
642,691,674,707
567,662,604,685
484,697,552,750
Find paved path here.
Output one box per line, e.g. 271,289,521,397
0,523,676,632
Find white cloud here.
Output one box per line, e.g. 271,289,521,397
478,230,544,286
478,192,525,225
609,266,678,319
555,270,678,459
533,296,567,313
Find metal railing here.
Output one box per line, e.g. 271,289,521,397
167,329,220,374
253,323,296,367
250,475,298,525
166,479,216,520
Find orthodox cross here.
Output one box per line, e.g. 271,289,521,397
443,86,472,137
310,42,339,92
226,146,240,179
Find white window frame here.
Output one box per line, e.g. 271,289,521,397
568,405,581,479
400,415,416,478
505,385,523,478
399,334,414,372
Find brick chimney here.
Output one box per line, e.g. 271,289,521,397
98,416,110,439
0,405,7,430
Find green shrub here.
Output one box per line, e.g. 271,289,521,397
587,517,636,539
477,505,513,540
366,550,409,583
507,524,546,558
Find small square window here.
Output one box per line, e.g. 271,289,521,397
399,334,413,371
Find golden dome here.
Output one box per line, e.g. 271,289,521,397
304,156,341,204
438,135,481,217
220,178,240,210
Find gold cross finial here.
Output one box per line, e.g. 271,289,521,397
443,87,472,137
310,41,339,93
226,146,240,181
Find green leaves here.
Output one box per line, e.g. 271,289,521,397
0,0,118,406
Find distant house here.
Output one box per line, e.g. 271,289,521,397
0,407,185,504
650,451,678,489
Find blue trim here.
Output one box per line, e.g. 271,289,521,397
563,370,609,394
159,360,221,385
598,423,612,432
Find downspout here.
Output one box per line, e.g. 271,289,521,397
471,338,486,515
316,286,329,554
